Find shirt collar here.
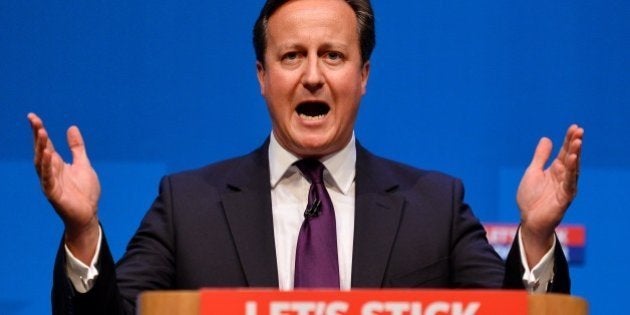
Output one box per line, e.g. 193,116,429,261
268,132,356,195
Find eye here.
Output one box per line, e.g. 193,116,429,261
284,52,298,60
281,51,302,65
327,52,341,59
324,51,344,64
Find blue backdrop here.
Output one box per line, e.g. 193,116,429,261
2,0,628,313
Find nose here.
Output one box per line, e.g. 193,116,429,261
301,55,324,93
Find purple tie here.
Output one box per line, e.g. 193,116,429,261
294,159,340,288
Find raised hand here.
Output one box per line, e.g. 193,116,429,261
28,113,101,264
517,124,584,267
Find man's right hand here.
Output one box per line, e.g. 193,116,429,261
28,113,101,265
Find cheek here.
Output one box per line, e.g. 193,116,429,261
331,73,364,105
267,68,299,89
332,69,365,93
335,79,363,123
340,103,360,123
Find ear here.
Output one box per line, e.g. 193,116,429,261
360,61,370,95
256,61,266,95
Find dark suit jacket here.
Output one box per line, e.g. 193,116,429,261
52,141,570,315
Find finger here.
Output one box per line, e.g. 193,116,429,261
563,151,580,194
28,113,49,158
34,129,49,175
573,127,584,170
67,126,90,166
40,146,57,195
557,124,578,162
571,126,584,149
562,128,583,194
34,126,58,175
31,116,56,153
565,138,583,178
27,113,43,146
28,113,61,179
529,137,553,170
568,127,583,157
561,126,584,168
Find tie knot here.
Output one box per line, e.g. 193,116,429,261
295,159,325,184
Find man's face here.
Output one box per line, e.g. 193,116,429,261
257,0,370,158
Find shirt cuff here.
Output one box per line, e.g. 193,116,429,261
64,226,102,293
518,227,556,293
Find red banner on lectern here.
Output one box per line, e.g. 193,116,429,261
200,289,527,315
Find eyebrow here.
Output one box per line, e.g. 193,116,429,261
275,42,350,51
320,42,349,51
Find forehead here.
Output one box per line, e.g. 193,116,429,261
265,0,359,45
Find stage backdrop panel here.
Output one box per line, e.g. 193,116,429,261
2,0,628,313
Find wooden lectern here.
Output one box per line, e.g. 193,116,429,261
138,289,588,315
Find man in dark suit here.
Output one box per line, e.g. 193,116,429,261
28,0,584,314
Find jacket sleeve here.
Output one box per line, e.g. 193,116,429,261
448,178,506,288
502,229,571,293
52,176,177,315
52,231,128,315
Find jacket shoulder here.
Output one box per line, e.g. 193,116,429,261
357,146,461,192
163,142,269,190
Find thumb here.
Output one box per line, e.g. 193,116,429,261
67,126,90,166
529,137,553,170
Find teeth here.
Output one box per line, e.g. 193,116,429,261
299,113,326,120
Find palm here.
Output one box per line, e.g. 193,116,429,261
517,126,583,236
29,113,101,231
518,155,572,234
46,148,100,228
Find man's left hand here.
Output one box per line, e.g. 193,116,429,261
517,124,584,267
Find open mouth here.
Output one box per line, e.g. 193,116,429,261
296,101,330,120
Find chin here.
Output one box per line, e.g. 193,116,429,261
292,138,335,157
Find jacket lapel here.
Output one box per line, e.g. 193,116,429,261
218,141,405,288
221,141,279,288
351,145,405,287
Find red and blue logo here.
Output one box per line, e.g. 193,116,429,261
483,223,585,265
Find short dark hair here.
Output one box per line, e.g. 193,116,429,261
253,0,375,65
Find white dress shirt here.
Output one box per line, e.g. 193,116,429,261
66,132,555,293
269,132,356,290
